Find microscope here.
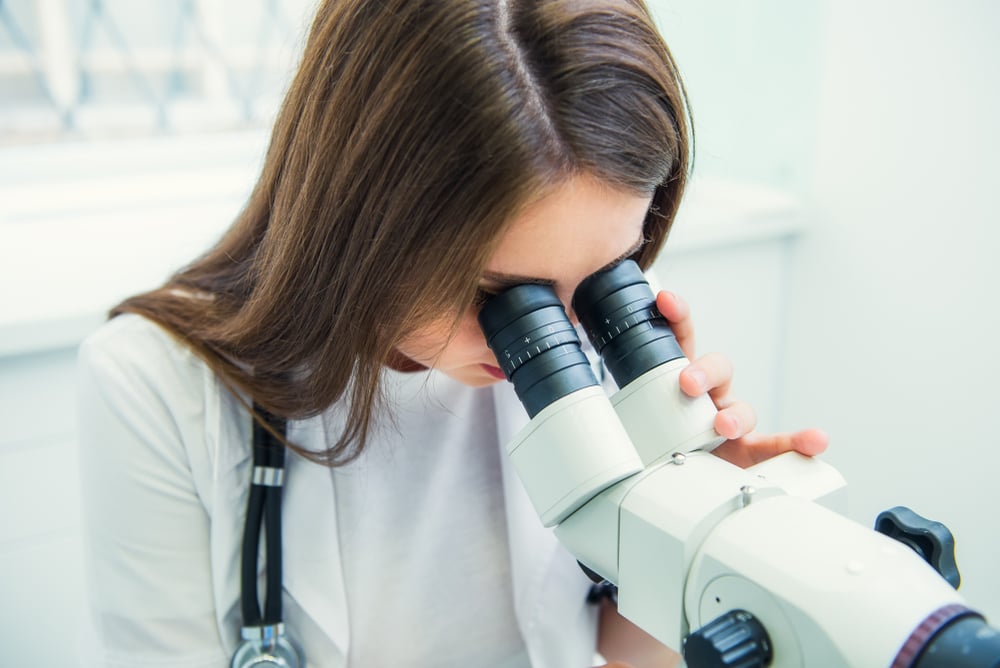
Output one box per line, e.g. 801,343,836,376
478,260,1000,667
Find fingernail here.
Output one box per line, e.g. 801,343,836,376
687,368,707,392
723,414,742,438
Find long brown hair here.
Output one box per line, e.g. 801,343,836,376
113,0,691,465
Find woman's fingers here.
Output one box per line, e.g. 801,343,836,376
679,352,755,439
679,352,733,404
713,400,758,441
655,290,695,360
714,428,830,468
654,290,829,468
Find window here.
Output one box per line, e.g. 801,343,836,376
0,0,314,144
0,0,316,354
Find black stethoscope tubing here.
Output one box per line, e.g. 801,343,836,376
241,407,286,626
231,406,300,667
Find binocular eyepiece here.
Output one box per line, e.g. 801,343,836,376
477,260,685,417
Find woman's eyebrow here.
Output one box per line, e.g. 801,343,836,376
480,234,646,288
594,233,648,273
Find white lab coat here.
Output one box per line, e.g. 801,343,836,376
77,314,598,667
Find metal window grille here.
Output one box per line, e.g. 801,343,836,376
0,0,313,144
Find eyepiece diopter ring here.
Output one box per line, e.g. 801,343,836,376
478,284,598,417
572,260,685,388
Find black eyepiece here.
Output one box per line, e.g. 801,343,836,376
572,260,684,388
477,284,598,417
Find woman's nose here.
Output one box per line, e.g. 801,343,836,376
556,289,579,326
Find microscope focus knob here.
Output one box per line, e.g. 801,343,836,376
875,505,961,589
684,609,773,668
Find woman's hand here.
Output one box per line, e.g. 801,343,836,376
656,290,828,468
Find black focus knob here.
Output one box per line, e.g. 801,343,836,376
875,506,961,589
684,609,773,668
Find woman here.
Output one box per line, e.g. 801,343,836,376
77,1,826,666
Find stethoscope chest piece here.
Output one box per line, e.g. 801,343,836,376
231,624,302,668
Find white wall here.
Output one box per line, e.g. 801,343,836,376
781,1,1000,619
0,348,84,667
651,0,1000,621
648,0,823,192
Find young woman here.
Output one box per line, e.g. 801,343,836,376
77,1,827,666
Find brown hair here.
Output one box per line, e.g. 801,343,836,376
113,0,691,465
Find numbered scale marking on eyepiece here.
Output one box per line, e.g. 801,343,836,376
478,284,598,418
572,260,685,388
591,306,661,349
501,325,577,377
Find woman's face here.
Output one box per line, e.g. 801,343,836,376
396,174,652,387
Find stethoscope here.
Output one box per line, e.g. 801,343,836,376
231,405,303,668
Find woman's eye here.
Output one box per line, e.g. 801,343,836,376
472,287,496,308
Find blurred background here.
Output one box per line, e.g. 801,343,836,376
1,0,997,664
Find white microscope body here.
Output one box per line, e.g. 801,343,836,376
480,261,999,668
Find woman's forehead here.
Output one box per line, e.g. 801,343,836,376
485,175,650,286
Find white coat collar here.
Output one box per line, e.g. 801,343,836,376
281,421,350,659
205,387,349,663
